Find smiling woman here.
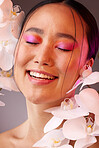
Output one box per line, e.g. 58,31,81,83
0,0,99,148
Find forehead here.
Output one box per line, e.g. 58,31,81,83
23,3,86,41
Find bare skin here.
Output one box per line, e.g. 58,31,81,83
0,3,98,148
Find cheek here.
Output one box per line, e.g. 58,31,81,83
15,44,30,67
56,50,80,74
55,52,72,73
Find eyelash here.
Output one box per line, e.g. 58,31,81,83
26,41,39,45
57,47,71,52
26,41,72,51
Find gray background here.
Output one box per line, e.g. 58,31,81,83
0,0,99,133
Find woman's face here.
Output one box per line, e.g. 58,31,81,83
14,4,88,104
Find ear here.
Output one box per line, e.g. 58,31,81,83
84,58,94,70
79,58,94,76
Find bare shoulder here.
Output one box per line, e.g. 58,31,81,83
0,120,29,148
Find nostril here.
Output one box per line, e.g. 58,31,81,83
43,63,49,65
34,61,39,64
34,60,49,66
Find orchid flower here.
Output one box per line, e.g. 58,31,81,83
75,88,99,126
0,0,24,91
44,97,89,133
0,0,24,28
66,71,99,94
0,0,25,71
0,32,17,71
33,129,73,148
63,117,98,148
62,88,99,148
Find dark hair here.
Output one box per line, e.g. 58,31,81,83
21,0,99,60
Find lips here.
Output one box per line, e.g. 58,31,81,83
27,70,58,84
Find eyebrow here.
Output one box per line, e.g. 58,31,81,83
56,33,77,43
25,27,44,34
25,27,77,42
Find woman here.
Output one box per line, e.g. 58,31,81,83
0,0,99,147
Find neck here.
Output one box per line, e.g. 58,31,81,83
25,91,74,143
12,91,74,145
25,101,58,144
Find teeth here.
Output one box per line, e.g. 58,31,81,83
29,71,55,80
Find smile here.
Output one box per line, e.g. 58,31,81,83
29,71,56,80
27,70,58,85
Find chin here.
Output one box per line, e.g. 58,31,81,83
25,93,48,104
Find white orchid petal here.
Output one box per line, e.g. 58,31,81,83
63,117,87,140
56,107,88,119
79,88,99,115
60,145,73,148
0,8,3,22
75,94,90,113
45,103,88,120
95,115,99,126
74,136,97,148
33,129,65,147
0,0,13,22
0,76,19,91
0,100,5,106
0,0,4,5
0,22,12,40
80,72,99,90
45,106,60,113
0,21,8,27
6,38,18,54
0,48,14,71
11,11,25,38
44,116,63,133
91,124,99,136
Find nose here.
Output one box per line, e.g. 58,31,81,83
33,44,54,67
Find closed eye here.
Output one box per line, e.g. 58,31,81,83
57,47,71,51
26,41,39,45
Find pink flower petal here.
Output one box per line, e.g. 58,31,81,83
79,88,99,115
44,116,63,133
74,136,97,148
63,117,87,140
